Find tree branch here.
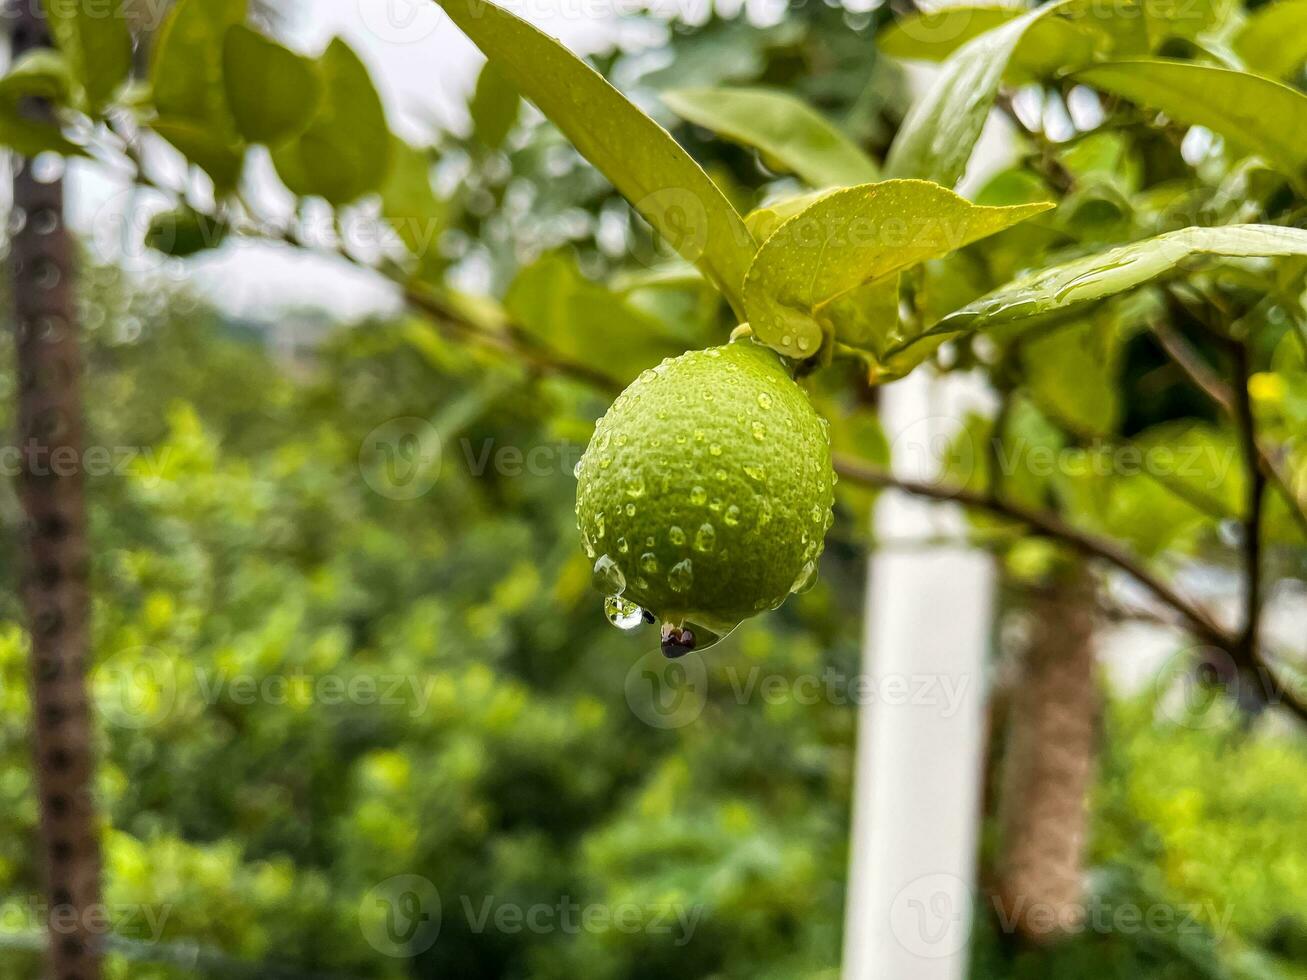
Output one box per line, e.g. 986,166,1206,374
1151,318,1307,539
831,453,1230,645
1232,343,1265,664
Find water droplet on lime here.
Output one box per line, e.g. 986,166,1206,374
668,559,694,593
593,554,625,594
694,523,716,552
790,560,817,594
605,595,645,631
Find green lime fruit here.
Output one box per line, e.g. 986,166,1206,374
575,338,835,650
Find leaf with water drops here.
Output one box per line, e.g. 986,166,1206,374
883,224,1307,374
662,87,879,188
741,179,1051,360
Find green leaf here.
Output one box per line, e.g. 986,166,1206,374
223,25,321,146
469,61,520,151
744,189,834,243
741,179,1052,359
152,119,245,190
1021,319,1121,435
46,0,132,109
272,38,391,205
150,0,247,187
885,6,1047,187
1235,0,1307,79
505,253,688,384
381,137,445,260
0,50,83,156
661,87,879,188
893,224,1307,370
1075,60,1307,182
145,207,229,257
434,0,756,317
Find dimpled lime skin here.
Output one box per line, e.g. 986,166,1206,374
575,339,835,632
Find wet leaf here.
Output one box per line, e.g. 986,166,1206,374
742,179,1051,359
435,0,756,316
891,224,1307,371
661,86,879,187
885,5,1052,186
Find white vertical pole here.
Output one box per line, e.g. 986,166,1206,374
841,373,994,979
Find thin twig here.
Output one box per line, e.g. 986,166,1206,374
1232,343,1266,664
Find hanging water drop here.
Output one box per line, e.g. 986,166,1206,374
605,595,645,631
790,559,817,595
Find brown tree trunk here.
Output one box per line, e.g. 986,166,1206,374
10,3,103,977
993,564,1098,944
